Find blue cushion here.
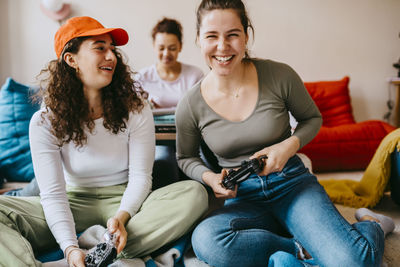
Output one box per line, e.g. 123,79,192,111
36,248,64,263
0,78,40,182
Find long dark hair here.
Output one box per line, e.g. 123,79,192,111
37,36,145,147
196,0,254,59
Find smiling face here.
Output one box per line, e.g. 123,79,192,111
64,34,117,91
153,32,182,67
198,9,248,76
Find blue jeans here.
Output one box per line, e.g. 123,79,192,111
4,178,40,196
192,155,384,267
269,251,316,267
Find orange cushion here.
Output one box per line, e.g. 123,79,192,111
304,76,355,127
299,120,396,172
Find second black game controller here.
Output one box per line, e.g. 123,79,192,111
84,231,117,267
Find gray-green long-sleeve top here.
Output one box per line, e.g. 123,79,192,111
176,59,322,182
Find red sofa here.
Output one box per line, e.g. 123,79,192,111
298,76,396,172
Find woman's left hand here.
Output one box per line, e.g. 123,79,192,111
251,136,300,176
107,211,130,254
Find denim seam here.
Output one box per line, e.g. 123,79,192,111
336,208,361,248
233,228,281,235
229,211,272,231
281,156,308,179
341,217,380,254
257,175,269,199
365,221,382,254
281,167,308,179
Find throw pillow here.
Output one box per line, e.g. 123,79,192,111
299,120,396,171
0,78,40,182
304,76,355,127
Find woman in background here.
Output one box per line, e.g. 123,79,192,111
138,18,204,189
0,16,207,267
138,17,203,109
175,0,393,266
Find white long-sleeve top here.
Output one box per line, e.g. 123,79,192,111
138,63,204,108
29,104,155,253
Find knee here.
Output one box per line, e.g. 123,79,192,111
177,181,208,219
192,221,228,267
192,216,247,267
192,219,216,250
180,180,208,204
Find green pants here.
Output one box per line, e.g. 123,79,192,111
0,180,208,267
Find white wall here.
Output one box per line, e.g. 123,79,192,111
1,0,399,123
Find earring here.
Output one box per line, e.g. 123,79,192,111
245,46,250,58
76,66,80,75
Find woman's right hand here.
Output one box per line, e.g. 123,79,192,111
202,170,237,199
150,99,161,109
66,246,86,267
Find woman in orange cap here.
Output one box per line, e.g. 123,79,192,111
0,16,208,267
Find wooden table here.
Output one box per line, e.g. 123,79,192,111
391,79,400,127
155,132,176,146
153,113,176,145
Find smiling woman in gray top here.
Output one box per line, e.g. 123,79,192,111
176,59,321,181
175,0,393,266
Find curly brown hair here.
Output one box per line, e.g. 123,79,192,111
37,36,145,147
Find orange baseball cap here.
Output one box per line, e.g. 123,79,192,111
54,16,129,58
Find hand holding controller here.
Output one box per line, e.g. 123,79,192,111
221,155,267,190
84,231,117,267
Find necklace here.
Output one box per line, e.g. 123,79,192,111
219,85,241,99
233,87,240,98
216,64,246,99
232,66,246,99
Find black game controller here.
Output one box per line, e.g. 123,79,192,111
222,155,267,190
85,231,117,267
